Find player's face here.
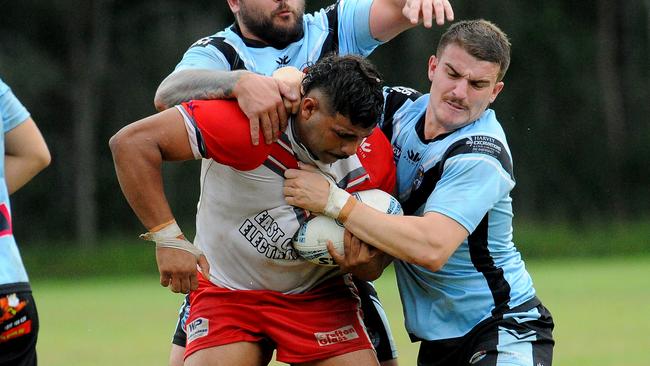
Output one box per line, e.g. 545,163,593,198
237,0,305,48
427,43,504,134
297,94,373,165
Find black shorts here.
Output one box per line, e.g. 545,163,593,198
0,284,39,366
415,298,554,366
171,277,398,362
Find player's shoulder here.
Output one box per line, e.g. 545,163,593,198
181,100,271,170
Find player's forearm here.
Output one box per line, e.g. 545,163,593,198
343,205,461,272
109,129,175,230
4,155,50,194
4,118,51,194
154,69,247,111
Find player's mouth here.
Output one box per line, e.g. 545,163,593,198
274,8,294,18
443,99,467,112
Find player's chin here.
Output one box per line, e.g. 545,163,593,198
321,152,348,164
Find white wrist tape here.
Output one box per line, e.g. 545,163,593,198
139,221,204,259
323,179,352,219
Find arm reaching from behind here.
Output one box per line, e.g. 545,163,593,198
369,0,454,42
154,69,299,145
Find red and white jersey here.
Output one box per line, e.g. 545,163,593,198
177,100,395,294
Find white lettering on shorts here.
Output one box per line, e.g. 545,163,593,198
314,325,359,346
186,317,209,344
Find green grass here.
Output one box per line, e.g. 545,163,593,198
31,257,650,366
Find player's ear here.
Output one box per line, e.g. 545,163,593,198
301,97,318,120
227,0,240,13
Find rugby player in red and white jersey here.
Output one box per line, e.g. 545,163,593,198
110,55,394,366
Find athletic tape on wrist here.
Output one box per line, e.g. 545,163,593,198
139,221,204,259
323,179,352,219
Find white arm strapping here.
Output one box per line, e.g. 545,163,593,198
322,178,352,219
139,221,204,259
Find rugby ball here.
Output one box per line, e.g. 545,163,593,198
292,189,403,267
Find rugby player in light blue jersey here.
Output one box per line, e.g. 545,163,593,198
151,1,454,365
284,20,555,366
0,77,51,366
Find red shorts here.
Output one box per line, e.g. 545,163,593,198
185,274,373,363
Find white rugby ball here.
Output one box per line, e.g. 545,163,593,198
292,189,403,267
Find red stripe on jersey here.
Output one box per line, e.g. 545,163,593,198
268,139,299,171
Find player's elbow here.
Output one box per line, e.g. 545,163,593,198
153,86,170,112
408,246,447,272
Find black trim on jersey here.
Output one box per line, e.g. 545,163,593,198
381,87,422,142
191,32,247,70
441,136,514,179
316,2,340,60
230,23,270,48
468,214,512,316
400,162,443,215
415,116,453,143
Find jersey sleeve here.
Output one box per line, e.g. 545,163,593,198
379,86,422,141
424,138,515,233
336,0,383,56
351,127,396,194
173,37,231,72
178,100,271,171
0,79,30,133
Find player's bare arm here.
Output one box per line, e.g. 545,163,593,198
4,117,51,194
284,168,468,272
369,0,454,41
155,69,298,145
109,109,209,293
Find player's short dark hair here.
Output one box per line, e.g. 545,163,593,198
302,54,384,129
437,19,511,81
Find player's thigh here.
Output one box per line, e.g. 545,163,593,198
168,344,185,366
184,341,270,366
296,349,379,366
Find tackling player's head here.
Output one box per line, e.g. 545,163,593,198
228,0,305,48
296,54,384,164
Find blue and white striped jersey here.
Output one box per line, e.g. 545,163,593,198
0,78,30,288
379,86,537,341
173,0,381,76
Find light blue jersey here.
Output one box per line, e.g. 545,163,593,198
0,78,30,288
173,0,381,75
379,86,537,341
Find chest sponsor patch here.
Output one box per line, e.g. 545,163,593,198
314,325,359,346
186,317,209,344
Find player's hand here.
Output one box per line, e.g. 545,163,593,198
233,72,299,145
328,230,388,281
402,0,454,28
155,246,210,294
284,163,330,213
272,66,303,116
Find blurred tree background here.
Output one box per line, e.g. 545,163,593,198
1,0,648,250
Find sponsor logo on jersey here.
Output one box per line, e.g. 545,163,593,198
186,317,209,343
276,55,291,67
406,149,422,163
359,139,371,153
315,325,359,346
392,142,402,161
465,136,502,158
413,166,425,191
190,36,215,48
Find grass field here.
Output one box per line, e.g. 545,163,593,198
32,256,650,365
